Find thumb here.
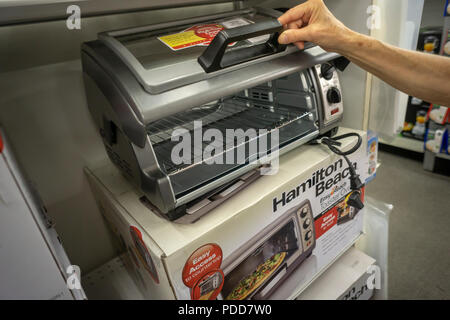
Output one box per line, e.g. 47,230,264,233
278,27,313,45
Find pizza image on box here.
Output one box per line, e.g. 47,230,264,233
226,252,286,300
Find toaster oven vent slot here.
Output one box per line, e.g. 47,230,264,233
146,96,312,175
105,145,133,178
251,91,271,102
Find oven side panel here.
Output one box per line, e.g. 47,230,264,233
82,51,176,214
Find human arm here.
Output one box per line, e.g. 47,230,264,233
277,0,450,106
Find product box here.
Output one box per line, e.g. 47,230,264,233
297,247,376,300
366,131,378,184
425,127,449,154
427,104,449,125
86,128,369,300
0,128,86,299
440,0,450,56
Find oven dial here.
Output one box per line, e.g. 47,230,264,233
321,63,335,80
305,230,313,241
299,207,308,218
327,87,342,104
303,218,311,229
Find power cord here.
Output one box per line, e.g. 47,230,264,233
320,132,364,192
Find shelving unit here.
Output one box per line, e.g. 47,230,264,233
423,121,450,172
379,135,424,153
82,255,144,300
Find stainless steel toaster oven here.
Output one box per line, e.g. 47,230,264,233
199,271,224,298
218,200,315,300
81,7,349,223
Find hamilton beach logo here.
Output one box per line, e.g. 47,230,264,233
273,159,357,212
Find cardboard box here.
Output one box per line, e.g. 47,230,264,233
86,128,369,300
0,128,85,300
297,247,376,300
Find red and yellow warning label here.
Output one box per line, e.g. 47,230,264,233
158,24,226,51
158,18,254,51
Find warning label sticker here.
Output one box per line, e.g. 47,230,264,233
158,30,207,51
158,18,253,51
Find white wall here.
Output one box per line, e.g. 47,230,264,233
368,0,424,138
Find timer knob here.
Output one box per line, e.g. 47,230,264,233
321,63,335,80
300,207,308,218
327,87,342,104
305,230,313,241
303,218,311,229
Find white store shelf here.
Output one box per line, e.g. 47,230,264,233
379,135,424,153
82,255,144,300
435,152,450,161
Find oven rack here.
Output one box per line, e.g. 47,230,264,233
146,97,312,174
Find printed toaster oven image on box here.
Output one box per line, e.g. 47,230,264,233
198,271,224,300
217,200,315,300
336,190,364,225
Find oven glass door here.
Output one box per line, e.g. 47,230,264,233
220,217,302,300
146,71,319,199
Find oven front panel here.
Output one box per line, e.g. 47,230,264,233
147,71,320,200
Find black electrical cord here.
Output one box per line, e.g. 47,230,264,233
320,132,364,191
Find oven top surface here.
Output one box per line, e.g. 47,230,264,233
97,8,304,95
115,12,271,71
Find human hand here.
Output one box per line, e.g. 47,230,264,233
277,0,354,53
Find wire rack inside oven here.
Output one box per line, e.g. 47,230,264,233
146,95,312,175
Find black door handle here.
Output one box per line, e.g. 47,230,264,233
198,19,287,73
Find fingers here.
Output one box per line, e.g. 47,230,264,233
278,27,312,45
288,20,303,30
294,42,305,50
278,4,307,26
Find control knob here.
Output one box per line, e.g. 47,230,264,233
305,230,313,241
327,87,342,104
299,207,308,218
303,218,311,229
321,63,335,80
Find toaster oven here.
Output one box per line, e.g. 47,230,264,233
81,7,349,223
218,200,315,300
198,271,224,299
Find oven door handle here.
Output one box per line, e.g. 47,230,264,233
198,19,287,73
